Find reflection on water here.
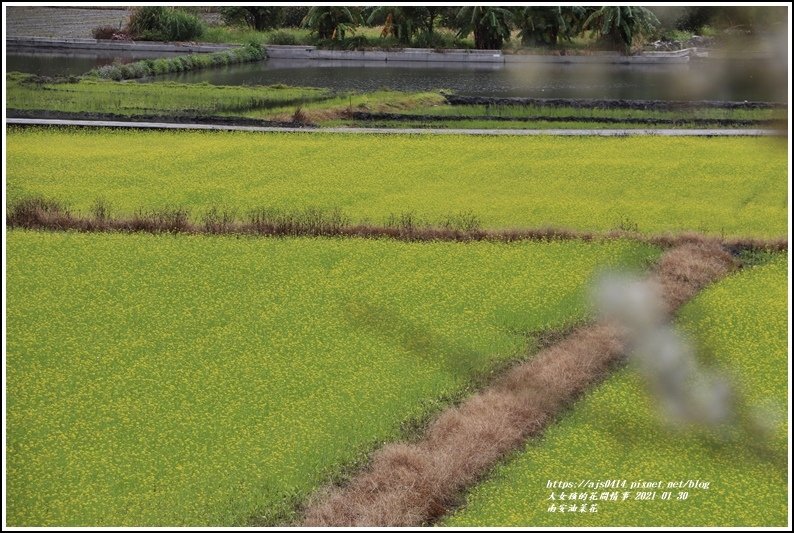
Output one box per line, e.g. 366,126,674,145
6,50,789,102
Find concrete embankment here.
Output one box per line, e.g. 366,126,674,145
6,37,692,64
443,95,788,110
264,44,691,64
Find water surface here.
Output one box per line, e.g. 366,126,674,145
6,50,788,102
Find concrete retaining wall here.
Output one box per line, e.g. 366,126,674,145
5,38,692,64
265,44,691,64
504,49,692,64
264,45,505,63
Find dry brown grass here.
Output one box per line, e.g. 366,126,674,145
300,242,738,526
268,92,444,123
650,242,738,312
6,197,787,253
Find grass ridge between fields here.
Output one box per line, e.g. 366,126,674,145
6,196,788,252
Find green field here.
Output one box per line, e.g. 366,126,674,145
445,255,788,526
6,231,658,526
7,128,787,237
5,73,331,116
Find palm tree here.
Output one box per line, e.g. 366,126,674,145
515,6,586,47
455,6,514,50
301,6,361,40
582,6,660,53
365,6,423,44
219,7,284,31
365,7,443,44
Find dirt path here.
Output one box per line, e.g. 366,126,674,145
5,118,782,136
300,243,738,526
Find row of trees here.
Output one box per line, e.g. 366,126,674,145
222,6,661,52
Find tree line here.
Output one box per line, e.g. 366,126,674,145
110,6,784,53
222,6,662,52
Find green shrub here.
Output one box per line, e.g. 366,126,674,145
151,58,171,75
663,29,694,42
267,30,299,45
127,6,205,42
220,6,283,31
174,56,193,72
313,35,401,51
127,6,166,36
412,30,472,49
93,64,123,81
117,64,132,79
211,53,229,66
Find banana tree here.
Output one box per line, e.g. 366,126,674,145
516,6,587,47
366,6,421,43
455,6,514,50
582,6,660,53
301,6,361,40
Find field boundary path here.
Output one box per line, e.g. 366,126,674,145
299,243,738,526
5,118,782,136
6,199,787,253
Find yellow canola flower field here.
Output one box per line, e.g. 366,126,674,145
6,128,787,237
6,231,658,526
445,254,788,527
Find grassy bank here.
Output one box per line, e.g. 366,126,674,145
6,231,657,525
86,43,265,81
7,128,787,237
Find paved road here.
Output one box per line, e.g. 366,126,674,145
5,118,783,136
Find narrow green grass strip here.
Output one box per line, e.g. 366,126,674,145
86,44,265,81
6,232,658,526
445,255,788,527
6,128,787,237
